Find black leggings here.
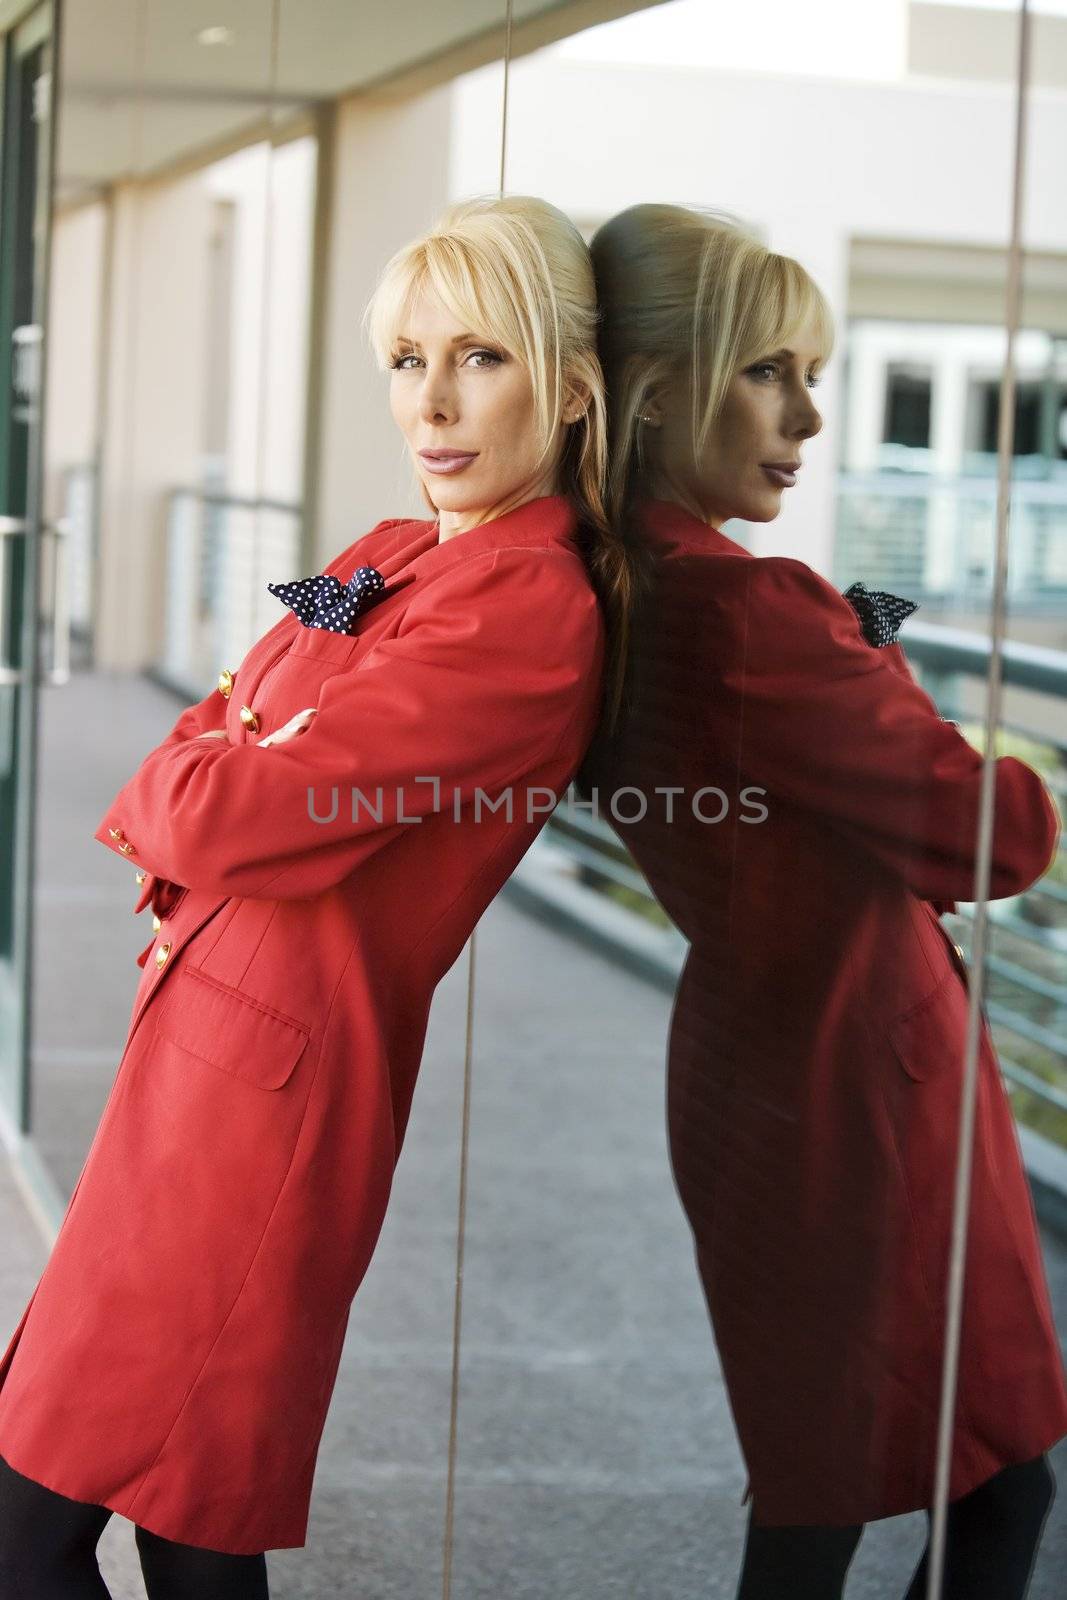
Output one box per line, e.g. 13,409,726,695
736,1453,1056,1599
0,1446,1054,1598
0,1451,269,1599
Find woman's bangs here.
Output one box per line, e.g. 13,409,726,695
768,261,836,369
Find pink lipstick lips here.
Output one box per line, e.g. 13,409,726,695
418,449,479,476
761,462,800,489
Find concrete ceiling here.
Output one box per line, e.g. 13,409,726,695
51,0,664,201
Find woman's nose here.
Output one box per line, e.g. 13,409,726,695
793,394,823,440
418,375,457,425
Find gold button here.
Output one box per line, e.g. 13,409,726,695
218,668,235,699
953,943,966,963
108,826,124,840
239,705,260,733
152,914,162,932
135,870,147,885
118,842,135,855
155,943,171,969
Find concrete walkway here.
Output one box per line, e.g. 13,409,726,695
2,669,1065,1597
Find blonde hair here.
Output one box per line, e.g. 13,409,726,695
590,203,835,524
364,194,642,734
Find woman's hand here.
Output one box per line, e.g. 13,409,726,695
256,708,317,749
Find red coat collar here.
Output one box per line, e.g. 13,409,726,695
638,496,751,560
363,493,579,594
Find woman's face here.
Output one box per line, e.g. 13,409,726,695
389,287,572,539
646,323,825,527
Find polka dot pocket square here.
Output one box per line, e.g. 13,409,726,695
267,565,386,634
842,580,918,648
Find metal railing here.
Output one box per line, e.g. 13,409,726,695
160,486,303,698
906,626,1067,1132
60,461,98,638
834,470,1067,608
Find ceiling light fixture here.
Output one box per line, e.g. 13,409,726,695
195,25,235,47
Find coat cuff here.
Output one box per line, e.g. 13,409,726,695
99,826,187,920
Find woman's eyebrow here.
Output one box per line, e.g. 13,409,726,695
770,347,822,366
393,332,484,348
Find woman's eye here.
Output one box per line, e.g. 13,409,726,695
747,360,822,387
389,347,503,371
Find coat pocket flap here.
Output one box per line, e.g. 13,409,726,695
155,966,310,1090
887,971,966,1083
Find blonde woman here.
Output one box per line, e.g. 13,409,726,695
582,203,1066,1598
0,195,637,1599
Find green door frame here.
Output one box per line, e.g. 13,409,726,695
0,0,62,1238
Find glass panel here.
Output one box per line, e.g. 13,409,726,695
937,5,1067,1598
921,6,1062,1593
454,2,1066,1595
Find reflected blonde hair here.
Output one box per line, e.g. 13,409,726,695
364,194,642,733
590,203,835,524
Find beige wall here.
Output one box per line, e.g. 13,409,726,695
94,175,212,672
311,85,453,570
909,3,1067,89
42,200,107,518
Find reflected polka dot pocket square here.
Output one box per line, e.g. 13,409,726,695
267,565,386,634
842,580,918,648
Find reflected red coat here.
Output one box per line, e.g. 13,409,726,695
584,498,1067,1526
0,496,605,1552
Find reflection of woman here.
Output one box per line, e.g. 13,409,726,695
0,196,633,1599
584,204,1067,1598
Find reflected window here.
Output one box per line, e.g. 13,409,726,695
884,363,933,452
971,377,1042,458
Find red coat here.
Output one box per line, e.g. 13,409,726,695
0,495,605,1553
584,497,1067,1526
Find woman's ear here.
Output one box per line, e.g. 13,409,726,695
638,386,664,428
561,376,594,426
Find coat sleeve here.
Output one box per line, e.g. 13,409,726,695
120,517,412,915
714,556,1060,901
123,686,233,917
94,546,603,901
